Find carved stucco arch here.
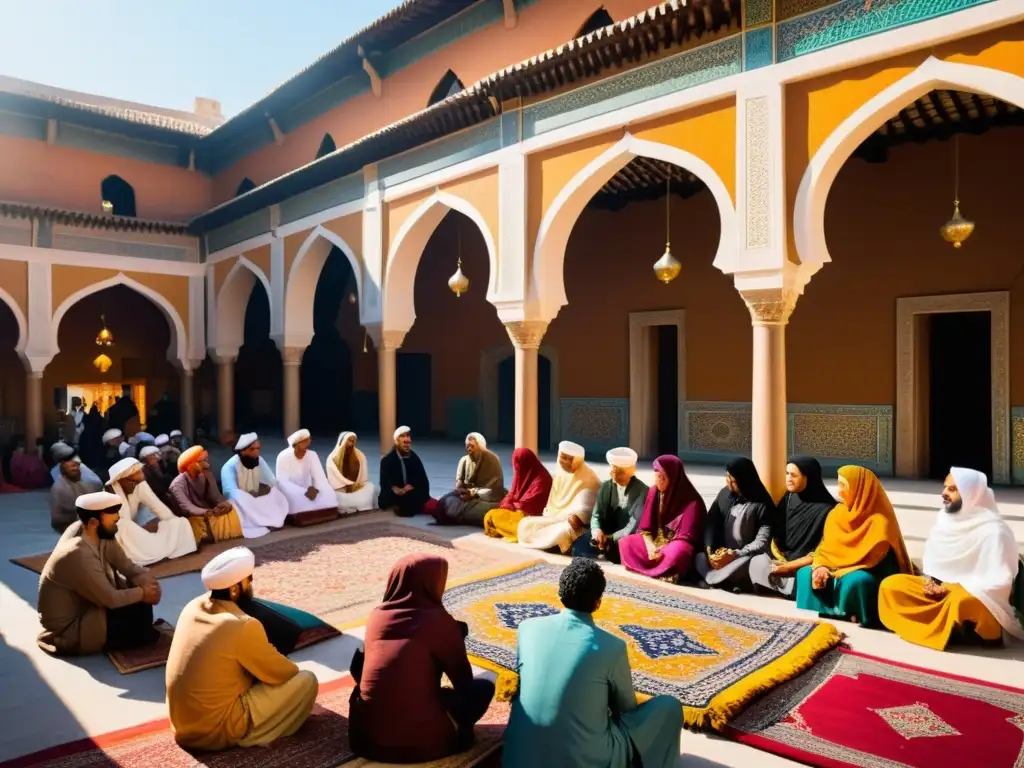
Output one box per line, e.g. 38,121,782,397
0,287,27,356
794,57,1024,270
214,256,272,355
383,191,498,333
51,272,187,366
531,133,738,320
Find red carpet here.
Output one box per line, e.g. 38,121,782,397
727,647,1024,767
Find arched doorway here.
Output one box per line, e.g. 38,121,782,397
0,298,25,467
235,278,283,432
100,175,136,217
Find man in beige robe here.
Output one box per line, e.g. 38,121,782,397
518,441,601,553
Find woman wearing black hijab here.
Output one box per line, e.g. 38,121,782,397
695,457,775,592
749,456,838,597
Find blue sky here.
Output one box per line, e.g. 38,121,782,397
0,0,407,117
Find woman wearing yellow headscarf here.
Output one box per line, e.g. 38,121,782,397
795,465,912,628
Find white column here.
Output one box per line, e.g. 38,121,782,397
25,371,44,448
214,354,236,441
374,329,406,457
282,346,303,438
180,365,196,440
504,321,548,453
361,167,385,328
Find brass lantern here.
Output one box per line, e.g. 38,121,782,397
940,135,974,248
101,200,114,215
448,226,469,297
92,353,113,374
653,170,681,284
95,314,114,346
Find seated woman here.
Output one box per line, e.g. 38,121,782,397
795,465,913,628
432,433,506,527
695,457,774,592
879,467,1024,649
618,456,706,583
348,554,495,763
749,456,837,598
483,447,552,542
325,432,376,515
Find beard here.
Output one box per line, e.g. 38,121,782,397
239,454,260,470
97,523,118,540
942,499,963,514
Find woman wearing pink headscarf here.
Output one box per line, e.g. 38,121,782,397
618,455,707,582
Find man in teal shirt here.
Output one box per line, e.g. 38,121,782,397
504,559,682,767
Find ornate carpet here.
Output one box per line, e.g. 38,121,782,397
727,647,1024,767
0,676,509,768
443,562,841,731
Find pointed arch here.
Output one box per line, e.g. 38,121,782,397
384,191,497,333
794,57,1024,271
214,257,272,354
284,225,362,348
316,133,337,159
51,273,187,365
427,70,464,107
100,175,136,217
575,6,614,38
235,177,257,196
0,287,27,355
531,133,737,319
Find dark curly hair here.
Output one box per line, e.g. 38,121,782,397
558,558,607,613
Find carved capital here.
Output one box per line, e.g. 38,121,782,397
505,320,548,350
364,324,406,352
212,352,238,366
741,288,799,325
281,346,305,365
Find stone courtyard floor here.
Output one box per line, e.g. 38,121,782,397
0,435,1022,765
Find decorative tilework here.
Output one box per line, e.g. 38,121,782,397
207,209,272,253
522,36,743,139
776,0,840,20
744,95,771,250
559,398,629,456
446,397,483,441
1012,407,1024,485
744,27,775,71
681,402,753,464
380,118,507,188
777,0,996,62
279,172,364,227
787,404,893,475
745,0,774,26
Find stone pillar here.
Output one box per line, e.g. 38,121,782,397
214,354,236,441
282,347,303,438
376,330,406,457
181,366,196,440
25,371,44,448
743,288,797,502
505,321,548,453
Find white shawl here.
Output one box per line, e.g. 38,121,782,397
923,466,1024,640
326,432,368,491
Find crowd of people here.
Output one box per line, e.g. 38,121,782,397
27,422,1024,766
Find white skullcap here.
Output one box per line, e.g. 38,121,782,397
287,429,311,447
155,434,169,446
102,428,122,444
235,432,258,451
466,432,487,449
51,442,75,460
135,432,154,444
606,447,638,468
139,446,160,459
76,490,121,512
170,430,182,438
394,425,411,440
109,457,142,482
202,547,255,591
119,442,133,457
558,440,585,458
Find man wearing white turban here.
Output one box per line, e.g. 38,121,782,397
378,426,432,517
432,432,506,527
98,428,124,481
222,433,290,536
49,441,102,487
167,547,318,751
571,447,648,564
49,451,102,533
274,429,338,526
326,432,376,514
108,457,197,566
879,467,1024,649
518,441,601,553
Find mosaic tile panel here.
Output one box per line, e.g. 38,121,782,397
559,398,629,455
777,0,996,62
379,118,507,188
788,404,892,475
745,0,774,26
279,171,364,226
1012,407,1024,485
682,403,753,462
744,27,775,70
776,0,841,19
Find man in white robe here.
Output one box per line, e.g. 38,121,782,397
108,457,197,566
221,433,290,537
518,441,601,553
275,429,338,526
325,431,376,515
50,441,102,487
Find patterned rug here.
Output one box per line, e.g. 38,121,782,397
443,562,841,731
727,647,1024,767
0,676,510,768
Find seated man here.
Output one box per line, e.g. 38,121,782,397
879,467,1024,649
156,433,180,475
504,559,682,768
518,441,601,553
49,452,101,533
378,426,432,517
109,456,198,564
139,445,173,506
326,431,376,515
168,446,245,543
166,547,318,751
98,428,124,481
37,490,163,655
274,429,338,526
432,432,506,527
50,441,102,487
571,447,648,564
169,429,189,451
222,433,290,536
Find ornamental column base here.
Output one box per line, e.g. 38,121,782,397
505,321,548,454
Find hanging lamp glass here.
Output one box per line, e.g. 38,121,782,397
448,225,470,297
653,170,682,284
940,134,975,248
94,314,114,346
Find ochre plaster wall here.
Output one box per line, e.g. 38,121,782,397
0,258,28,327
0,135,213,221
50,265,191,333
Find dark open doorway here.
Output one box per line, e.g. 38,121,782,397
928,311,991,479
497,354,552,449
397,353,432,436
656,324,679,456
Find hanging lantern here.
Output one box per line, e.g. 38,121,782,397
448,225,469,297
92,353,112,374
940,134,974,249
653,169,681,284
101,200,114,215
95,314,114,346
